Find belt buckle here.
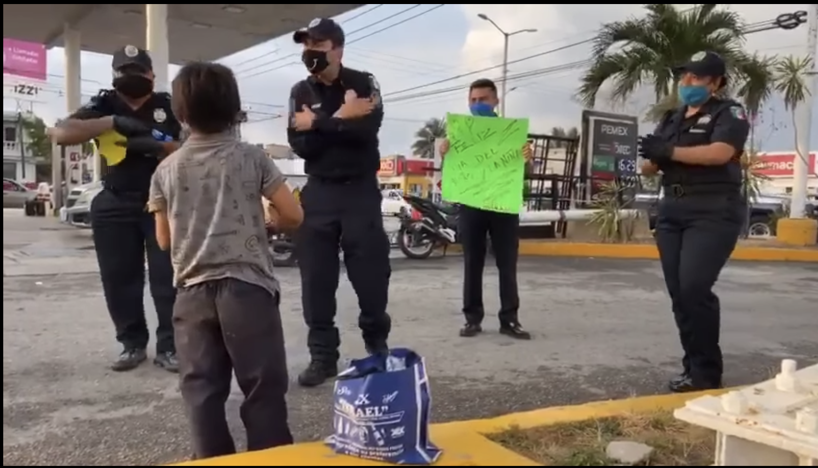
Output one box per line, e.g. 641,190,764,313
671,184,685,197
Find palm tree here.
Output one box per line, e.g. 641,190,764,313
550,126,580,148
774,54,813,218
577,4,763,120
411,118,446,159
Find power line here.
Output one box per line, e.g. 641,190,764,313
236,4,444,79
382,39,593,98
341,4,385,24
345,4,423,36
382,15,787,105
346,5,445,46
228,5,387,71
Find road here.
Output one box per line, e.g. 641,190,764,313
3,209,817,465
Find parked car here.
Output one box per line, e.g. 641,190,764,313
3,178,37,209
62,181,104,228
381,189,412,217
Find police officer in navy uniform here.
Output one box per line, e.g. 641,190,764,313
49,45,182,373
639,51,750,393
287,18,391,387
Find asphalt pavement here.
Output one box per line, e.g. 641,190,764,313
3,209,817,465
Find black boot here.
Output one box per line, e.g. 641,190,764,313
668,375,722,393
298,361,338,388
154,351,179,373
111,348,147,372
500,322,532,340
459,323,483,338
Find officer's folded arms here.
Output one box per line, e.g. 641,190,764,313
292,89,375,132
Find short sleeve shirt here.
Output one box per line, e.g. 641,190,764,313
148,132,285,295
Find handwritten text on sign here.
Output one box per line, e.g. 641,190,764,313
441,113,529,214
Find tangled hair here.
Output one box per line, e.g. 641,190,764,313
171,61,242,135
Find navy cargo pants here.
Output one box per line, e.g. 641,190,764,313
654,191,744,387
297,176,392,364
90,188,176,354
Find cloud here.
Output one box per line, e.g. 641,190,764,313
4,4,814,155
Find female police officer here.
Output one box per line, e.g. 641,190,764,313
639,51,750,394
49,45,182,373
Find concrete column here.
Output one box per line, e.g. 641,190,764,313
146,4,170,92
63,25,82,114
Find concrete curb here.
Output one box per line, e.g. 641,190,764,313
518,241,818,262
172,390,727,466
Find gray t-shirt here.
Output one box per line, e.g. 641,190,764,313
148,132,285,295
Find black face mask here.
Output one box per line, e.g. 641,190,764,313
302,49,330,75
113,74,154,99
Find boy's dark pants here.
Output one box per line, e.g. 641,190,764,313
174,278,293,459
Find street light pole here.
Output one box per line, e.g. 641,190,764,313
501,33,509,116
790,4,817,219
477,14,537,117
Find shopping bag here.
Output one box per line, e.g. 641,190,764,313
327,348,441,465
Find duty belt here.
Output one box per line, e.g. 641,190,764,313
663,184,740,198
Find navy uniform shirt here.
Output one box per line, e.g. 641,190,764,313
287,66,383,180
653,97,750,188
69,90,181,195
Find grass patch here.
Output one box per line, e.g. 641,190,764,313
489,410,715,466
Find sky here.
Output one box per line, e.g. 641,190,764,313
3,4,817,155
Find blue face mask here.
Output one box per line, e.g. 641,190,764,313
469,102,497,117
678,85,710,106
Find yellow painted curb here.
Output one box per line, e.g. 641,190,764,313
518,241,818,262
170,390,727,467
172,425,537,466
776,218,818,247
440,388,729,435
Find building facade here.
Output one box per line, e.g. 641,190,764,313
377,155,435,197
3,111,37,183
755,151,818,196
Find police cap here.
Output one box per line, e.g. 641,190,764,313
112,45,153,72
292,18,346,47
674,51,728,87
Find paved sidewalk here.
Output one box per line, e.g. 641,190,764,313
3,210,817,465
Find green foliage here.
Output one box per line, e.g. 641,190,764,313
411,118,447,159
587,181,638,243
19,113,51,160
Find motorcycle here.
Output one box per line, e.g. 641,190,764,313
267,226,298,267
397,195,460,259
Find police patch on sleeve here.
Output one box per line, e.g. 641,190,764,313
368,74,381,106
729,106,746,120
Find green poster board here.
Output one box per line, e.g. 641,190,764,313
441,113,529,214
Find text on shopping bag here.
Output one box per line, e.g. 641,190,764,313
441,113,529,214
329,349,441,465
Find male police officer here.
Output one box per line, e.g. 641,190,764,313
639,51,750,393
49,45,182,373
438,79,533,340
287,18,391,387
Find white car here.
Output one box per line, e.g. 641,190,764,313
381,189,411,217
62,181,104,228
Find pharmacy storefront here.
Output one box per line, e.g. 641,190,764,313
755,151,817,196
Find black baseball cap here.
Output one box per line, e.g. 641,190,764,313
674,51,727,83
112,45,153,71
293,18,345,46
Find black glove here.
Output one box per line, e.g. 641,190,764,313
112,115,151,138
115,136,165,157
638,134,674,163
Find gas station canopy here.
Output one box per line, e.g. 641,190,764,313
2,4,363,62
